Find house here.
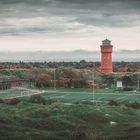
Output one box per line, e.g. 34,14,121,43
136,68,140,72
0,76,27,90
116,67,128,72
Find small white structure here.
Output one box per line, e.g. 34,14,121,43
110,121,118,126
117,81,122,88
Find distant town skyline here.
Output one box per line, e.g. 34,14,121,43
0,0,140,51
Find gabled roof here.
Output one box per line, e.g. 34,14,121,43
0,76,26,83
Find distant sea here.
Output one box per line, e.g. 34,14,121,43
0,50,139,62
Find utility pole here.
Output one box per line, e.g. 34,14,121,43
54,69,56,90
137,73,140,93
92,72,95,104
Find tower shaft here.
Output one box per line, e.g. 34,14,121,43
100,39,113,72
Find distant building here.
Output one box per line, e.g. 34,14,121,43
136,68,140,72
100,39,113,72
116,67,128,72
0,76,27,90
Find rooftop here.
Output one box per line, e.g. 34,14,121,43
102,39,111,46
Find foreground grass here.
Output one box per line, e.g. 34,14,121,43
0,96,140,140
0,88,140,140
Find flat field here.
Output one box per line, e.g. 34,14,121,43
0,87,140,103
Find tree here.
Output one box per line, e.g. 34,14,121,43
122,75,134,91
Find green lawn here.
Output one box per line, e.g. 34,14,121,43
0,87,140,104
0,88,26,98
40,88,140,104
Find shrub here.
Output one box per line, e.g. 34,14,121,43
108,100,120,106
126,102,140,109
29,95,46,105
0,98,4,104
46,98,60,105
123,87,133,91
5,98,20,105
42,112,50,117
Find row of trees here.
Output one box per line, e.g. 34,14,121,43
0,61,139,70
30,69,140,91
30,68,88,88
93,72,140,91
0,68,139,91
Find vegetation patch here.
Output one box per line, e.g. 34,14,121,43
4,98,21,105
0,98,4,104
108,100,120,106
0,88,140,139
29,95,46,105
126,102,140,109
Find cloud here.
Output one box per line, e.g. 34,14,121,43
0,17,97,36
0,0,52,5
0,0,140,36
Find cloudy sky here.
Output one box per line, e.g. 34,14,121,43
0,0,140,51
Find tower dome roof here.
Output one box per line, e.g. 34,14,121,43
102,39,111,45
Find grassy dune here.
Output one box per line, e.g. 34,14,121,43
0,88,140,140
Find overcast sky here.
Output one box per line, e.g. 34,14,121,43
0,0,140,51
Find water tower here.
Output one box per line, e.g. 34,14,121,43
100,39,113,72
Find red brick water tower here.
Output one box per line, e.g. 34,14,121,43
100,39,113,72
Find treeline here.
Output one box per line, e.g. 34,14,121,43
0,69,28,79
94,72,140,91
29,69,140,91
30,68,88,88
0,61,139,70
0,67,139,91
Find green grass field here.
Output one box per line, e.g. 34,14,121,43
0,88,27,98
0,87,140,104
41,90,140,104
0,87,140,140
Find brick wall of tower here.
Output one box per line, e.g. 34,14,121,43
100,45,113,72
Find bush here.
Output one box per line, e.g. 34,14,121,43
29,95,46,105
123,87,133,91
0,98,4,104
5,98,20,105
108,100,120,106
46,98,60,105
126,102,140,109
42,112,50,117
